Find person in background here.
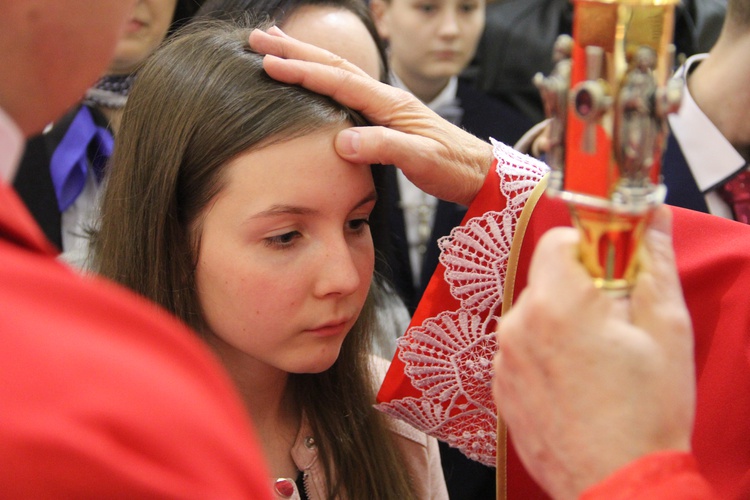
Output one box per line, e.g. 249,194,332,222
13,0,199,267
198,0,387,82
662,0,750,222
91,19,447,499
0,0,272,496
370,0,533,315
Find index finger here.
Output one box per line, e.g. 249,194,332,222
249,27,369,78
527,227,590,291
248,28,414,127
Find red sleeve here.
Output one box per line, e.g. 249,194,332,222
374,145,750,497
377,159,508,403
0,185,272,499
581,452,720,500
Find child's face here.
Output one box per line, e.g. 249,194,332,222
194,125,376,376
109,0,177,75
375,0,485,85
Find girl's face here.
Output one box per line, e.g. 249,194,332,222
374,0,485,85
108,0,177,75
194,125,376,377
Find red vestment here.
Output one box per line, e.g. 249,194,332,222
377,141,750,498
0,181,273,498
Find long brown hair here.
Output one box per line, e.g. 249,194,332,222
92,19,415,500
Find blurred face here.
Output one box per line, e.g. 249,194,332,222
195,126,376,378
281,5,383,80
109,0,177,74
0,0,138,135
373,0,484,87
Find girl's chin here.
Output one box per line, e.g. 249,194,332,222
287,350,342,375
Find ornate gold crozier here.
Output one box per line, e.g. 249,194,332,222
534,0,682,295
495,1,683,498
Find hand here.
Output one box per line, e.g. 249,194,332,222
492,206,695,499
514,119,551,159
249,27,494,206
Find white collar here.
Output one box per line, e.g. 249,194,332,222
0,106,23,184
389,72,458,111
668,53,746,192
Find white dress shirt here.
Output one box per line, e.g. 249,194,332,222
389,73,459,284
668,53,746,219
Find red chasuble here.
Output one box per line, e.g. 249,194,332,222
376,141,750,499
0,182,273,498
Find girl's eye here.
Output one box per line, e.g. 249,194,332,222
264,231,301,249
348,218,371,233
417,3,437,14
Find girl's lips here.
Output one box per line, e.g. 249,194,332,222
305,319,350,338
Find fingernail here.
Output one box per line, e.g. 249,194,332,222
337,129,360,156
267,25,287,37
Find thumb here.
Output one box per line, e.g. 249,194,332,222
335,126,435,167
639,205,679,291
335,127,487,205
631,205,691,343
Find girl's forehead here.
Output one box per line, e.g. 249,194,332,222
217,128,374,206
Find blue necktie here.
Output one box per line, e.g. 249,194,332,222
49,106,114,212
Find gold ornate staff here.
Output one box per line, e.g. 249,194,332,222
498,5,683,495
534,0,682,295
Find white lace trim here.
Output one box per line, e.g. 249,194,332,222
376,140,549,466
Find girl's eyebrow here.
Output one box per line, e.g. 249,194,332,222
250,190,378,220
356,190,379,208
251,205,316,219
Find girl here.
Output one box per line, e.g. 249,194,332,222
91,19,447,500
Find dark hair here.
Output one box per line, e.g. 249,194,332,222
92,19,414,500
169,0,207,34
727,0,750,31
196,0,389,82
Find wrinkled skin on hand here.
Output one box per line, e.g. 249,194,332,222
492,206,695,499
249,27,493,207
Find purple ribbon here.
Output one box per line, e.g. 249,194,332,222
49,106,114,212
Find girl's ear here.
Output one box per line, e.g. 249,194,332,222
369,0,390,41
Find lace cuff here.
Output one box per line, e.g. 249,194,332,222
376,140,549,466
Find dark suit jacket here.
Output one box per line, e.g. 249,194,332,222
13,104,110,251
662,132,710,214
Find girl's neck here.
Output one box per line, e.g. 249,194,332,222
208,337,301,478
244,380,300,480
